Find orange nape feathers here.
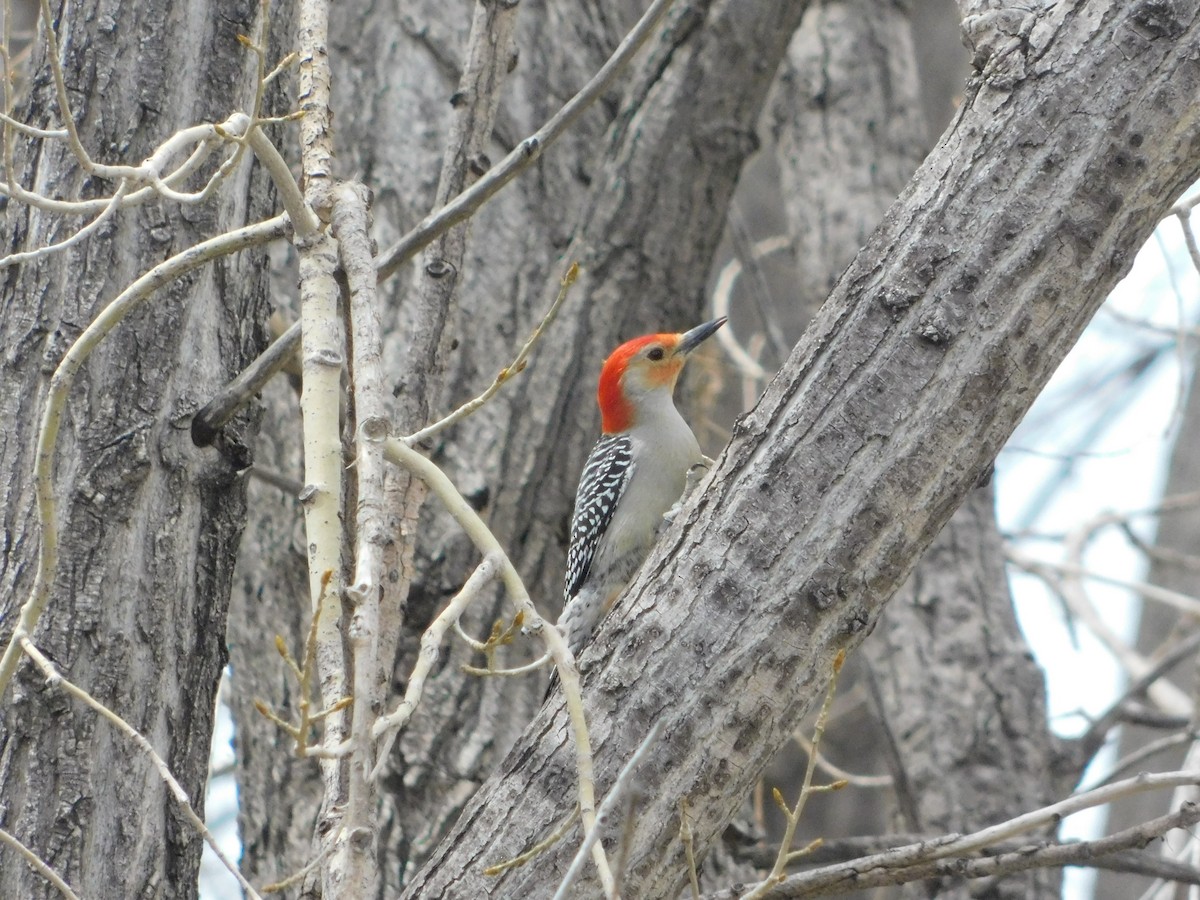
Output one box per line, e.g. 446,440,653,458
597,332,684,433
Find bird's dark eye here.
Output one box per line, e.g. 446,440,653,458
647,347,665,361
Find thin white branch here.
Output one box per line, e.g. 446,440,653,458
405,262,579,446
938,771,1200,859
333,181,386,892
460,652,553,678
710,234,790,382
0,826,80,900
714,800,1200,899
371,554,505,777
380,437,613,890
791,732,892,790
1018,553,1200,620
246,126,320,238
0,180,131,269
0,111,67,138
1008,548,1192,717
729,770,1200,899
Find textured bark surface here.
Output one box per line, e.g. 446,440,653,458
865,486,1067,900
403,3,1200,897
772,0,931,329
0,1,274,898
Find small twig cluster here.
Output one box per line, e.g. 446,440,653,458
253,574,353,759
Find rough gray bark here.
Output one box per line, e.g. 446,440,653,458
773,0,931,328
0,1,274,898
403,3,1200,897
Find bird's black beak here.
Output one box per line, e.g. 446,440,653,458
678,317,727,355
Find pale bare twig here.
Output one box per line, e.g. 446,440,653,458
0,111,66,138
245,126,321,237
1,114,252,226
0,826,80,900
1007,547,1192,717
743,650,848,900
1174,204,1200,276
254,573,352,760
292,1,357,894
610,790,640,899
246,465,306,497
2,3,299,232
790,733,893,790
1169,191,1200,217
12,0,270,215
711,233,790,383
1012,551,1200,619
1146,739,1200,900
24,0,272,207
370,554,505,776
486,807,581,877
552,719,665,900
680,798,702,900
405,261,580,446
725,206,791,365
261,836,339,894
1091,731,1200,790
1076,630,1200,762
0,180,130,269
460,652,553,678
706,800,1200,899
453,616,495,654
334,185,389,885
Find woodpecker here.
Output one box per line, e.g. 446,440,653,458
555,317,726,660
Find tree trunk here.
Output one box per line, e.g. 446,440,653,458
0,1,275,897
404,3,1200,896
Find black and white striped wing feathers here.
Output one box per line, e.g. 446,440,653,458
564,434,634,601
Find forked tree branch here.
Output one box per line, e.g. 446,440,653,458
402,4,1200,896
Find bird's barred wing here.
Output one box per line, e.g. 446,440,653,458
564,433,634,601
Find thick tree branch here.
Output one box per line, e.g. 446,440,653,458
406,3,1200,897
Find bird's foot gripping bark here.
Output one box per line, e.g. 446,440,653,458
663,456,714,525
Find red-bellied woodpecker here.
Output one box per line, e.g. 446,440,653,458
556,317,726,660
